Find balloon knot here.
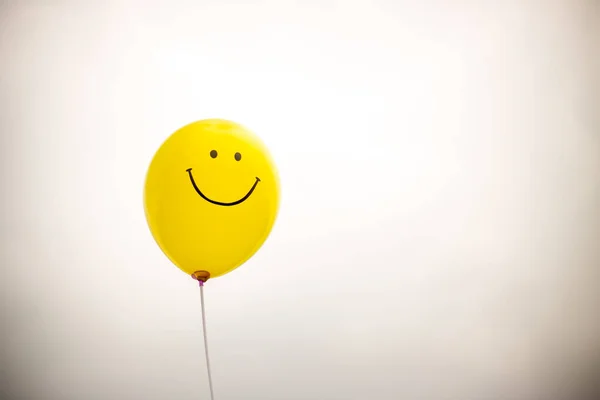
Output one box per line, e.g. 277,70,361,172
191,270,211,283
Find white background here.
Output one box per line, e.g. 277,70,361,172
1,1,599,399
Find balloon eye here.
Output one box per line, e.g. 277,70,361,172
210,150,218,158
234,152,242,161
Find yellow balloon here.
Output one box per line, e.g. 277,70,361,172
144,119,280,280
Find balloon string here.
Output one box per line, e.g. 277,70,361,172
199,281,215,400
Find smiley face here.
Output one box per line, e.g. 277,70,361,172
144,119,280,279
186,161,260,206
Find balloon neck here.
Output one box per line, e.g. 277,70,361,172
192,270,211,285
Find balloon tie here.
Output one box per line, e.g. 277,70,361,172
199,281,215,400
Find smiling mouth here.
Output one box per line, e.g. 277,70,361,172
186,168,260,206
